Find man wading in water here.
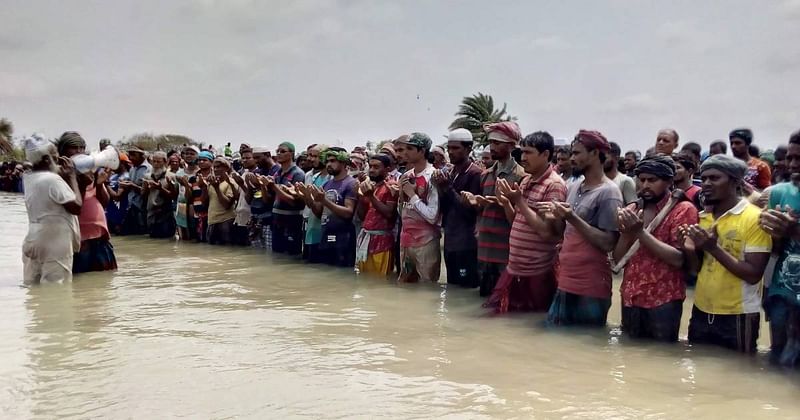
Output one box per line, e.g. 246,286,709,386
543,130,623,326
58,131,117,273
396,133,441,283
680,154,771,353
760,130,800,365
21,135,82,284
613,155,698,341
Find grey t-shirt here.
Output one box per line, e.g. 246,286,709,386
566,178,623,233
612,173,637,205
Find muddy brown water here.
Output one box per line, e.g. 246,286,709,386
0,192,798,418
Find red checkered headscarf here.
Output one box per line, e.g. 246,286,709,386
573,129,610,152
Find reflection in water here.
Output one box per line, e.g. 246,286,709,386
1,192,800,418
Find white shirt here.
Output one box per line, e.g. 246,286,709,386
22,171,80,263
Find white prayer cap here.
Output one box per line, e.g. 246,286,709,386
447,128,473,143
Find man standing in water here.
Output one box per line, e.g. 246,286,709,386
760,131,800,365
247,147,279,249
464,122,525,296
298,144,329,262
613,155,698,341
681,154,771,353
433,128,482,288
175,146,199,240
605,142,637,205
487,131,566,313
269,142,306,256
58,132,117,273
120,145,152,235
142,151,177,239
355,154,397,275
397,133,441,282
309,148,358,267
230,147,256,245
21,135,82,284
729,128,772,191
545,130,623,326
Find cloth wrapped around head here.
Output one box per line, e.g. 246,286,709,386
369,153,392,168
323,149,351,163
57,131,86,155
198,151,215,161
573,130,610,152
278,141,296,154
213,157,231,170
484,122,522,144
24,134,57,165
634,154,676,179
699,154,748,181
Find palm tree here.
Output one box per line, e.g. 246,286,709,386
448,92,515,144
0,118,13,154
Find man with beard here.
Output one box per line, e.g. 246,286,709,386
178,151,213,242
297,144,330,261
142,151,177,238
229,147,257,245
58,132,117,273
308,148,358,267
433,128,482,288
462,122,525,296
120,145,152,235
613,155,699,341
246,147,280,249
673,152,702,207
175,146,199,240
760,130,800,366
543,130,623,326
680,154,771,353
771,145,790,184
487,131,566,313
605,142,637,205
269,142,306,256
654,128,680,156
390,136,410,273
623,150,640,177
355,154,397,275
397,133,441,282
729,128,771,191
205,157,237,245
21,135,82,284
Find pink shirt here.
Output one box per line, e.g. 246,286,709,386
79,183,109,241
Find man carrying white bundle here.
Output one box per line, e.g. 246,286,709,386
21,135,83,284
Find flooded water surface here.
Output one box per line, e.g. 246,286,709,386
1,192,798,419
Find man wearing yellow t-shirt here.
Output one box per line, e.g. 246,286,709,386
680,154,771,353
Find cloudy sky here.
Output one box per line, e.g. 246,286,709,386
2,0,799,152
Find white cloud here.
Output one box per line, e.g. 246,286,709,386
778,0,800,19
0,72,47,98
528,35,571,51
602,94,662,114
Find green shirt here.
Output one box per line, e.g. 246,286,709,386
767,182,800,306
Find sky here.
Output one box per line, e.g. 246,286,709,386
2,0,799,153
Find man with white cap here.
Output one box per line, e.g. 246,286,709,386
433,128,482,287
20,135,83,284
461,122,526,296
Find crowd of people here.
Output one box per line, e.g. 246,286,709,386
16,123,800,368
